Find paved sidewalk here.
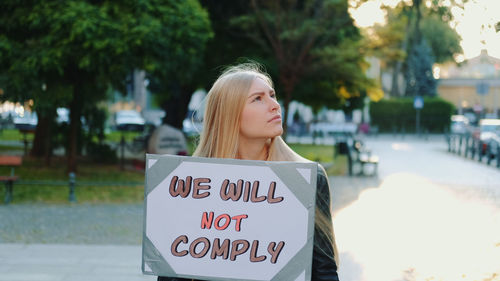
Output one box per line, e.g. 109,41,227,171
0,244,155,281
1,134,499,281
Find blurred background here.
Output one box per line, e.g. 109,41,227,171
0,0,499,281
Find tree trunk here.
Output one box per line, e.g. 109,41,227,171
390,62,402,97
43,121,53,166
414,0,422,44
280,72,296,139
68,83,83,173
32,111,56,165
162,82,194,130
391,5,414,97
32,115,50,157
282,91,291,138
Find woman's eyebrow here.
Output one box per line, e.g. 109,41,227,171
248,90,275,97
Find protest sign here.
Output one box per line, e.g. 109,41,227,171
142,154,317,281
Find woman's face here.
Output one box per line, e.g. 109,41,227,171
239,77,283,141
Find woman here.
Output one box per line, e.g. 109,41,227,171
159,63,339,281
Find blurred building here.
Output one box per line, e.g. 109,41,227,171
437,49,500,117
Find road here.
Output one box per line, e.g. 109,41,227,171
333,135,500,281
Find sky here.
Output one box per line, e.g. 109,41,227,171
348,0,500,61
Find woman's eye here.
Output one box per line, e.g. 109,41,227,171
270,93,276,99
253,96,262,102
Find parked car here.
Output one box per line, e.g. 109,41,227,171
477,119,500,140
114,110,145,131
450,115,470,134
484,133,500,159
475,119,500,156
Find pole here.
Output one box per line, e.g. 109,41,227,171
495,86,499,117
120,134,125,170
416,108,421,136
68,172,76,203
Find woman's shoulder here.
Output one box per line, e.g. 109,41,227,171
312,163,328,186
316,163,328,177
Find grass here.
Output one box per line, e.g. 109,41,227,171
0,129,35,141
0,128,141,143
0,144,23,153
0,132,347,204
0,157,145,205
104,131,142,143
289,143,348,176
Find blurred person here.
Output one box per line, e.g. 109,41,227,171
158,63,340,281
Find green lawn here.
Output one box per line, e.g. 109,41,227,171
0,128,141,143
0,157,145,204
104,131,142,143
0,129,34,141
289,143,348,176
0,133,347,204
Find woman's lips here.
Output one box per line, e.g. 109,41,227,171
268,115,282,122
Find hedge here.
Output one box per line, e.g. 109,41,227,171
370,97,455,133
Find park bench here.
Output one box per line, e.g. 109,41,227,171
347,139,379,176
0,155,22,204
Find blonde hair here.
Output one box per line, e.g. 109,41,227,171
193,63,305,162
193,62,339,266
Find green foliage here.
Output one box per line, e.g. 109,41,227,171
1,0,212,95
229,0,371,120
300,39,375,111
364,7,408,64
370,97,455,133
366,2,463,68
420,15,462,64
86,142,117,164
0,0,212,167
130,0,213,84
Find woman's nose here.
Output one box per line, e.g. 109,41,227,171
269,97,280,112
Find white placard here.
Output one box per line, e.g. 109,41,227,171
142,155,317,281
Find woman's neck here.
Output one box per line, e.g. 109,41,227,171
237,137,269,161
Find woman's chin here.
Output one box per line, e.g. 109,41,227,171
272,127,284,137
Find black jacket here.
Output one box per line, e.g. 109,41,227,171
158,164,339,281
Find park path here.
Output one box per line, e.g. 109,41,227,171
333,135,500,281
0,135,499,281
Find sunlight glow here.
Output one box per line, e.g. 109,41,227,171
349,1,385,28
349,0,500,60
433,66,440,79
391,143,411,151
335,173,500,281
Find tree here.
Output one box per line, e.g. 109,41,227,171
294,38,374,113
199,0,267,84
138,0,213,129
404,40,437,96
231,0,371,134
0,0,212,172
359,0,465,96
420,15,462,64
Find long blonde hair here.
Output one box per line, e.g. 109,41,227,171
193,62,339,266
193,63,304,162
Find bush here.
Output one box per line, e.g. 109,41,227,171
86,142,118,164
370,97,455,133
